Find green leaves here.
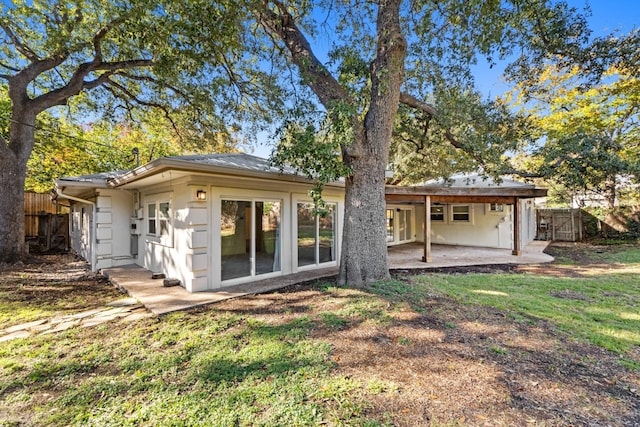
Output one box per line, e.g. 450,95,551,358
271,108,351,213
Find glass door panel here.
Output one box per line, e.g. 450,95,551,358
386,209,394,242
319,204,336,263
220,200,251,281
399,209,407,241
256,201,281,275
297,203,316,267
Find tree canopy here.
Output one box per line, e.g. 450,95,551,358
509,65,640,211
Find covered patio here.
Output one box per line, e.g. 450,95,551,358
385,176,548,262
388,240,553,269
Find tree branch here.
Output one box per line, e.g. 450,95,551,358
399,92,438,116
93,59,155,72
0,22,40,61
0,60,20,73
30,58,153,113
92,18,125,64
256,0,350,110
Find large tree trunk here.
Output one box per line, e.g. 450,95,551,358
257,0,406,287
337,0,405,287
0,111,36,262
338,152,391,286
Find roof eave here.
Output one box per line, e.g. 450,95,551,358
108,158,345,188
386,185,548,199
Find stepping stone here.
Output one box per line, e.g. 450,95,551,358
106,298,139,307
0,330,31,342
30,323,53,333
4,319,48,334
66,308,109,320
94,307,131,318
80,317,112,328
41,320,78,335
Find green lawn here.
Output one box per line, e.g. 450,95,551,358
1,243,639,426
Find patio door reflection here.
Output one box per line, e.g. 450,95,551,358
297,202,336,267
221,199,281,282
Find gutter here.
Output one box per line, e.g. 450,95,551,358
55,187,98,272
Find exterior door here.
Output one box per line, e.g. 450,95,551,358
220,199,281,282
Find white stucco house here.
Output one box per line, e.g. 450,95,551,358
54,154,546,292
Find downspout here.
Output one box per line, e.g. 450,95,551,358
55,188,98,272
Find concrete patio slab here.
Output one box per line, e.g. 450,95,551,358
102,265,339,315
103,242,553,316
388,241,553,269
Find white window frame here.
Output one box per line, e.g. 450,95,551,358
293,196,341,272
385,205,416,245
430,205,446,222
450,204,472,223
145,193,173,247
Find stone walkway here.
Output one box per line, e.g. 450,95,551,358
0,297,152,343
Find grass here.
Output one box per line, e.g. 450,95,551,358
408,248,640,355
0,278,122,328
1,244,639,425
0,311,384,426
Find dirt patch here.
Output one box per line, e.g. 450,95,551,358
0,253,124,328
212,241,640,426
215,281,640,426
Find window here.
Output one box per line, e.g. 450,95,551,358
451,205,470,222
297,202,337,268
431,205,445,222
148,203,157,235
159,202,170,236
146,196,172,246
489,203,504,212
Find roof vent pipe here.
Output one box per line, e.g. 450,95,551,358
132,147,140,167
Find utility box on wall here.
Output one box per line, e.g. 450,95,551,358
130,218,143,235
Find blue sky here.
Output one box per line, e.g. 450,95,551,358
475,0,640,96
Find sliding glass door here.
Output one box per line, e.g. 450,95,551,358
386,206,415,245
221,199,281,282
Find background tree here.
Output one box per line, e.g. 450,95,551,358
389,87,532,184
22,109,240,193
511,65,640,227
0,0,261,262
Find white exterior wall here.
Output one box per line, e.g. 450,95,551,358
521,199,536,247
414,203,512,249
94,189,135,270
415,201,538,249
136,176,344,292
70,201,93,264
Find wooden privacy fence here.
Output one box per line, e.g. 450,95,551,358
536,209,583,242
24,192,69,252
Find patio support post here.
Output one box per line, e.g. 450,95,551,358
512,198,522,256
422,195,432,262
